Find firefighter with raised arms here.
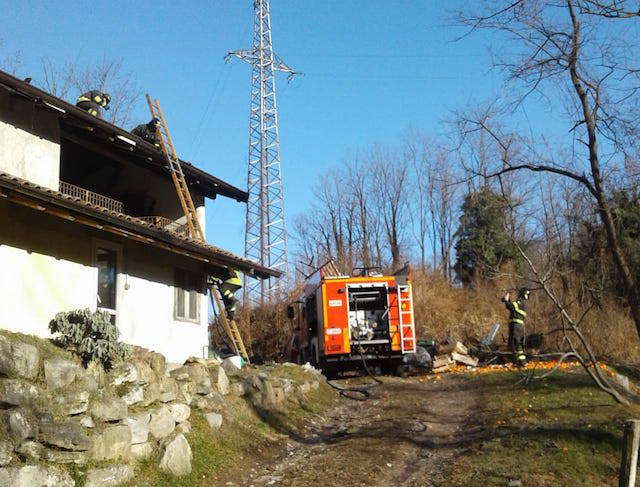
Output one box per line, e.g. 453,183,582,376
502,287,530,366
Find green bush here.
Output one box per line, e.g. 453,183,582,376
49,308,129,368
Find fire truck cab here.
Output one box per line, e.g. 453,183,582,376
288,263,416,375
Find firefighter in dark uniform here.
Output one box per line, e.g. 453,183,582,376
131,118,161,146
76,90,110,117
209,270,242,321
502,287,530,366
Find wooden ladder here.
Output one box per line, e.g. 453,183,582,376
209,291,250,362
146,94,250,363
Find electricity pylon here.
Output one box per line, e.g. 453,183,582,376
226,0,295,305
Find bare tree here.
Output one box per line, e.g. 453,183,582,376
371,144,410,270
38,57,142,127
456,0,640,338
432,158,459,281
313,169,357,273
347,154,374,268
511,234,629,404
405,134,432,272
41,58,74,99
0,40,22,75
406,132,461,279
292,213,323,275
72,58,141,127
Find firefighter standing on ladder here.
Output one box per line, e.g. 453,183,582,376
502,287,530,366
210,270,242,320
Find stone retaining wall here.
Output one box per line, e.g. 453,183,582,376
0,333,326,486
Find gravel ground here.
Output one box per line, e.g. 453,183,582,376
223,374,480,487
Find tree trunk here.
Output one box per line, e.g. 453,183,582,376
567,0,640,339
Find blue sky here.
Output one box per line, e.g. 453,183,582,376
0,1,563,260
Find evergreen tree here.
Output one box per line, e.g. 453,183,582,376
573,190,640,297
454,188,520,285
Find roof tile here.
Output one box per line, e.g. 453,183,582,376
0,171,279,278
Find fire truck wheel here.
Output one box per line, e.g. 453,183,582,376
323,365,338,380
387,360,406,378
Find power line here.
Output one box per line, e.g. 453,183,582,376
189,63,229,155
189,12,253,155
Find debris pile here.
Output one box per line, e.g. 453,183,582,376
432,341,479,373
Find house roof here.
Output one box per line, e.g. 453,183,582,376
0,171,281,280
0,70,248,203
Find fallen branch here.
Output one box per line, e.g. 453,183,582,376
511,237,629,404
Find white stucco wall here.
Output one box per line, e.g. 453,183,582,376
116,248,209,363
197,205,205,235
175,204,206,236
1,200,209,363
0,120,60,190
0,244,97,338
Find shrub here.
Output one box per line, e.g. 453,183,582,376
49,308,129,368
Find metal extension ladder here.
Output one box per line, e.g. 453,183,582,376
146,94,250,363
397,285,416,353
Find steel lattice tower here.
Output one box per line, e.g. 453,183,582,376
226,0,295,304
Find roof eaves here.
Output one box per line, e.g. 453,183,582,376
0,172,280,279
0,70,248,203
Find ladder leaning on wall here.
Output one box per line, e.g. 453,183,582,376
145,94,250,363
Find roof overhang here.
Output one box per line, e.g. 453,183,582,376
0,173,280,280
0,70,248,203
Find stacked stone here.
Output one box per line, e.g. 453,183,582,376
0,333,326,486
0,335,231,485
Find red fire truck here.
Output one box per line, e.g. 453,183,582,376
287,262,416,375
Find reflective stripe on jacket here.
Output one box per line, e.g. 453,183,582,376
506,299,527,325
77,90,108,107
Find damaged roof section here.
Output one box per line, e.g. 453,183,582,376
0,70,248,203
0,172,280,279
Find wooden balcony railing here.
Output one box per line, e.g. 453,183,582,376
59,181,124,213
58,181,192,238
137,216,191,237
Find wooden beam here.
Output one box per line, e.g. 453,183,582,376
619,419,640,486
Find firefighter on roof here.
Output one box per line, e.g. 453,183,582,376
131,118,161,146
76,90,110,117
502,287,530,366
211,270,242,321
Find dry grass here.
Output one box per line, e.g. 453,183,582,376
239,268,640,365
412,271,505,342
238,301,293,362
411,269,640,364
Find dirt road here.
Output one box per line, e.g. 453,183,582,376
233,375,480,487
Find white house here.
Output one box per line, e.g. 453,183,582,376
0,70,279,362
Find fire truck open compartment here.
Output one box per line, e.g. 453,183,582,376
287,263,416,376
347,284,390,345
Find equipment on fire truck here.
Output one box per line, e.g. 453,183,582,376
287,261,416,375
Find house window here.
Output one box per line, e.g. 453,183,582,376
97,248,117,311
174,269,202,322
